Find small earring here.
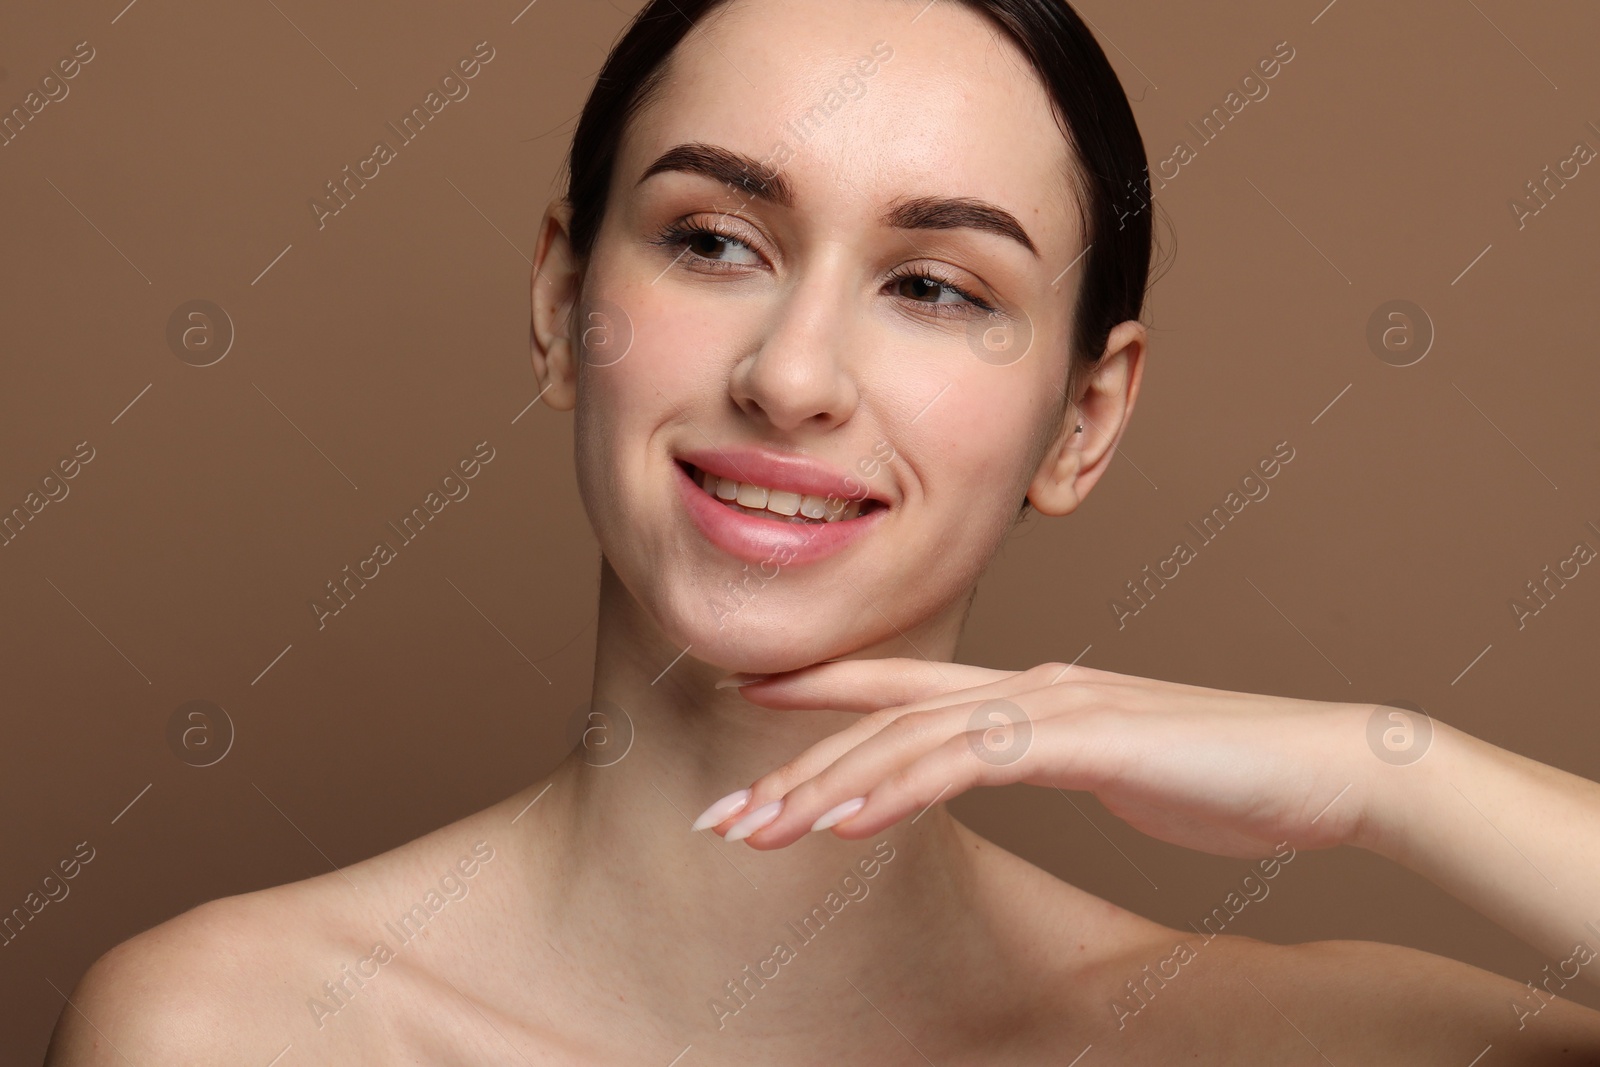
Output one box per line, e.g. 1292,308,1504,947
1074,424,1084,433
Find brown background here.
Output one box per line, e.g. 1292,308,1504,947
3,0,1599,1060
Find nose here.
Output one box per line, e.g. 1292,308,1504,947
727,263,860,433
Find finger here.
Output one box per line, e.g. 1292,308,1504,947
755,724,1034,848
736,703,1010,848
735,657,1015,712
712,664,1090,837
702,707,951,839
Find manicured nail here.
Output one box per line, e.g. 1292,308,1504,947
714,672,772,689
691,788,751,831
725,799,784,842
811,797,866,832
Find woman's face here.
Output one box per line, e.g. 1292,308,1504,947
552,0,1113,672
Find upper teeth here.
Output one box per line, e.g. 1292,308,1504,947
694,468,864,522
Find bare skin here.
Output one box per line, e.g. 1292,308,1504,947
45,0,1600,1063
43,742,1600,1065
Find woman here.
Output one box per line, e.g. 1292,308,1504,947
48,0,1600,1062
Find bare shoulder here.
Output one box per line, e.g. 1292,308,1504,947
1082,928,1600,1064
948,818,1175,967
1245,937,1600,1061
950,825,1600,1063
43,883,321,1065
43,797,521,1066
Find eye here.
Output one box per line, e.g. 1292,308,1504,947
885,266,997,319
650,217,764,271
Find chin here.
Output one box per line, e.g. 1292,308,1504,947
639,580,872,674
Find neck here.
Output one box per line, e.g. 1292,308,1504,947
521,557,990,1038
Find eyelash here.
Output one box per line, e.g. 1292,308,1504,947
649,220,998,319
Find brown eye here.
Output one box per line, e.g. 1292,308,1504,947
886,267,995,318
688,231,734,259
896,276,944,301
650,219,764,269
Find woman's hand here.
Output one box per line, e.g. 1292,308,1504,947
696,656,1600,984
694,657,1375,858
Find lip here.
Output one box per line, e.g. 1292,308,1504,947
673,459,887,567
676,447,890,507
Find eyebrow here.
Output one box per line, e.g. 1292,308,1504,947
886,195,1040,259
637,142,1041,258
640,142,795,208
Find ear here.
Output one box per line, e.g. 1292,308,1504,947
1026,319,1146,516
530,198,581,412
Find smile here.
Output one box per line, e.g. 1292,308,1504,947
672,449,889,567
679,462,880,524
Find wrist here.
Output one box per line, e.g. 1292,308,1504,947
1348,705,1461,861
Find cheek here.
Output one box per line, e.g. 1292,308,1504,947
850,388,1044,598
574,383,655,563
926,383,1050,506
581,275,741,399
571,281,676,448
570,293,732,539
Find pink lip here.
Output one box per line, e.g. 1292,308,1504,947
677,447,889,506
673,459,886,567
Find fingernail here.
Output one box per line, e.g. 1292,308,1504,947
811,797,866,832
691,788,751,831
725,799,784,842
714,672,772,689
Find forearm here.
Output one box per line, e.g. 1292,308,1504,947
1358,717,1600,983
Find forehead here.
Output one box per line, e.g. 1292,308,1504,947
623,0,1079,249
